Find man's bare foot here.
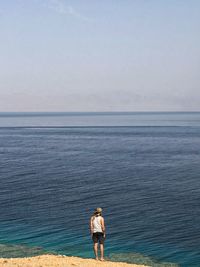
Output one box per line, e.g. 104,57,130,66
95,257,99,261
100,258,105,261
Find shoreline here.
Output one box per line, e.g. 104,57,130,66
0,254,149,267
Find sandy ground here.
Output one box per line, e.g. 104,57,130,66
0,254,149,267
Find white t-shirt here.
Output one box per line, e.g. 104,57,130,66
92,216,103,233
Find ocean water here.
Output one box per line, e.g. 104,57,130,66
0,112,200,267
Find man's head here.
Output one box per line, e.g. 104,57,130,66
94,207,102,215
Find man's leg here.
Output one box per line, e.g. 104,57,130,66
93,243,98,260
100,243,104,261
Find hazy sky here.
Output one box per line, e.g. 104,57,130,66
1,0,200,112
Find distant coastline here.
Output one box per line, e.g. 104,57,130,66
0,111,200,117
0,111,200,128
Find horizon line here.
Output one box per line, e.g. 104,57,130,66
0,111,200,114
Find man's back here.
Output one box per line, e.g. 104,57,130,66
92,215,103,233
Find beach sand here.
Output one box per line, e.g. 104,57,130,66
0,254,149,267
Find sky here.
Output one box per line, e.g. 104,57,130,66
0,0,200,112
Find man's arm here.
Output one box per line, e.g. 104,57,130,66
90,216,94,235
101,217,106,237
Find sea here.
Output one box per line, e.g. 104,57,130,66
0,112,200,267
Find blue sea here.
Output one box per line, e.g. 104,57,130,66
0,112,200,267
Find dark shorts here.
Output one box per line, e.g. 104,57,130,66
92,232,105,244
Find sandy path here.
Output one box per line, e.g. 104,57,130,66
0,254,149,267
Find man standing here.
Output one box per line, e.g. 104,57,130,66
90,207,106,261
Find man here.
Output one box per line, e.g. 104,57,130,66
90,207,106,261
